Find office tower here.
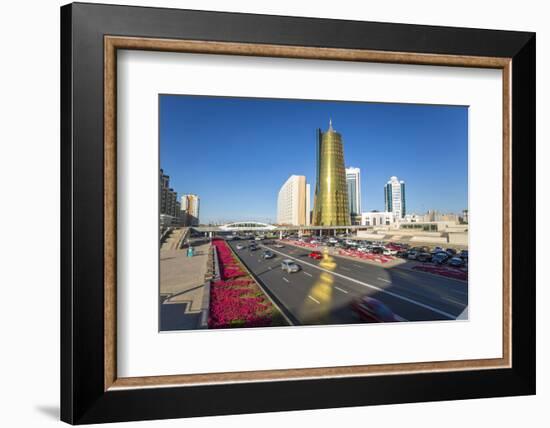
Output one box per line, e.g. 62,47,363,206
384,176,406,219
346,167,362,216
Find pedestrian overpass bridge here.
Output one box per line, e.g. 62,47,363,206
192,221,372,237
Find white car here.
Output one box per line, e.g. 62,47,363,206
236,244,245,250
281,259,300,273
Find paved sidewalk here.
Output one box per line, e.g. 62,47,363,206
160,242,211,331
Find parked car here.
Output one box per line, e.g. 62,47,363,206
281,259,300,273
274,243,285,248
432,252,449,265
431,246,444,254
396,250,409,258
445,248,457,256
350,296,405,322
448,257,465,267
371,246,384,254
416,252,432,262
459,250,469,260
249,244,258,251
407,250,418,260
235,244,245,250
308,251,323,260
263,250,275,259
255,236,263,241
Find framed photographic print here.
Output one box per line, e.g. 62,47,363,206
61,2,536,424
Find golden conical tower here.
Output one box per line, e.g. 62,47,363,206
312,119,351,226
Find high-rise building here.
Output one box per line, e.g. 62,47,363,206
346,167,362,217
277,175,311,226
181,194,200,226
312,120,351,226
384,176,406,219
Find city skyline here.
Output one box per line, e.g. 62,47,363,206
160,95,468,223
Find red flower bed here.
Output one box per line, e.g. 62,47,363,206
209,239,274,328
412,264,468,281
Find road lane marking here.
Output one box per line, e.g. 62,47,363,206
308,295,320,304
303,271,313,277
263,245,456,319
340,266,351,271
282,277,289,283
377,277,391,283
443,296,467,306
334,286,348,294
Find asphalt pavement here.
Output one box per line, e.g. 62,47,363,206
228,240,468,326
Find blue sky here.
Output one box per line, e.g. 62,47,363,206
160,95,468,224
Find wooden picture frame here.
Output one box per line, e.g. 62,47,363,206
61,2,535,424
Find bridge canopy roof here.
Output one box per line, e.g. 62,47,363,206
219,222,277,231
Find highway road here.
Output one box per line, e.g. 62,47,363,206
228,240,468,326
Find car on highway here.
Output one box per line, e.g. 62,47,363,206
249,244,259,251
281,259,300,273
235,244,245,250
448,256,465,267
308,251,323,260
432,252,449,265
351,296,404,322
263,250,275,259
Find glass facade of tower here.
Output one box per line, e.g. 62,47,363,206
313,122,351,226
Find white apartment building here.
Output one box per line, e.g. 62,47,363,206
277,175,311,226
361,211,397,227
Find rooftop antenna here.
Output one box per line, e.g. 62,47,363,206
328,118,333,131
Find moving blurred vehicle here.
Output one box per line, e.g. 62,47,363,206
263,250,275,259
351,296,405,322
308,251,323,260
281,259,300,273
